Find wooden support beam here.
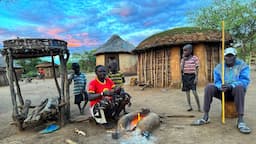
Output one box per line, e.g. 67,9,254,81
13,69,24,105
64,52,70,120
59,52,66,126
5,49,19,121
51,52,61,100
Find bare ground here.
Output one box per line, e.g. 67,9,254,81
0,72,255,144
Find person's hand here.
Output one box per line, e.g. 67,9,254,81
221,84,232,92
193,77,198,84
102,90,114,96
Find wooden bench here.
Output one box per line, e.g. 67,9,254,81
224,101,238,118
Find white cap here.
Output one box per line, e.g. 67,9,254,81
224,47,237,56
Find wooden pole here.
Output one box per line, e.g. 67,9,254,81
161,50,164,87
165,49,169,87
150,50,153,85
51,52,61,100
5,50,19,121
64,52,70,120
59,53,66,126
13,69,24,105
221,21,225,124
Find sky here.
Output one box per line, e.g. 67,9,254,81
0,0,212,54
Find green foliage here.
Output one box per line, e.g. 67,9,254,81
188,0,256,61
15,58,42,74
67,49,96,73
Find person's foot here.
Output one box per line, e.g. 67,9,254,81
102,123,114,129
237,122,251,134
191,118,210,126
187,108,193,111
80,109,84,115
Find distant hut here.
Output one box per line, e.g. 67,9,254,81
0,54,8,86
35,62,59,78
95,35,137,75
133,27,233,88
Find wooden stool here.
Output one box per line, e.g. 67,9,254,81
224,101,238,118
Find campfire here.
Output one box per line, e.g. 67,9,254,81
112,108,160,141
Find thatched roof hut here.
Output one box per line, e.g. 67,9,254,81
36,62,59,78
133,27,233,88
95,35,137,75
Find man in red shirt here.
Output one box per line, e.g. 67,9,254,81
88,65,127,129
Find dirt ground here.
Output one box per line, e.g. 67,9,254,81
0,71,255,144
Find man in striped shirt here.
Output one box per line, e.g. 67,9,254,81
108,61,125,87
181,44,201,112
68,63,88,114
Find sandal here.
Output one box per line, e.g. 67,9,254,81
237,122,251,134
191,118,210,126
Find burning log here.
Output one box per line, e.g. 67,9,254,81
113,109,160,139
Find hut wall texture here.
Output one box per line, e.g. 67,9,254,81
169,47,181,88
43,67,59,78
119,53,137,75
194,44,208,86
0,70,8,86
137,48,171,88
96,54,105,66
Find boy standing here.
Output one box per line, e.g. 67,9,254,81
68,63,88,114
181,44,201,112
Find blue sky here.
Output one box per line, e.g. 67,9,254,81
0,0,212,53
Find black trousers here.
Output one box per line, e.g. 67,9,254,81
203,84,246,115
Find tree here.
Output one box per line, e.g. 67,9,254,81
188,0,256,61
15,58,42,77
68,49,96,73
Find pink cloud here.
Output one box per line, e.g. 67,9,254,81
36,26,65,37
112,7,132,17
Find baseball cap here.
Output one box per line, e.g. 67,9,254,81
224,47,237,56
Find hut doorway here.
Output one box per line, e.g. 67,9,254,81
105,54,119,72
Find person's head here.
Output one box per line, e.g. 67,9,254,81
109,62,118,74
182,44,193,57
95,65,107,81
72,63,80,74
224,47,237,67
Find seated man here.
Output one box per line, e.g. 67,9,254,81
87,65,130,129
192,47,251,134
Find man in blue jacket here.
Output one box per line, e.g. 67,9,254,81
192,47,251,134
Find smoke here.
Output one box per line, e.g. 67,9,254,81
119,129,157,144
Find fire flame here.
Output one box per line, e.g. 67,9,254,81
130,113,144,128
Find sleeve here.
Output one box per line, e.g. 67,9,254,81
231,65,250,89
108,78,115,88
214,66,222,89
88,80,96,93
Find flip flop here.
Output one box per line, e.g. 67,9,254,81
237,122,251,134
40,124,60,134
191,118,210,126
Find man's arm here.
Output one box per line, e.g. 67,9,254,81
231,65,250,89
214,66,222,90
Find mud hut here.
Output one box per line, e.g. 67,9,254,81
133,27,232,88
0,54,8,86
36,62,59,78
95,35,137,75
